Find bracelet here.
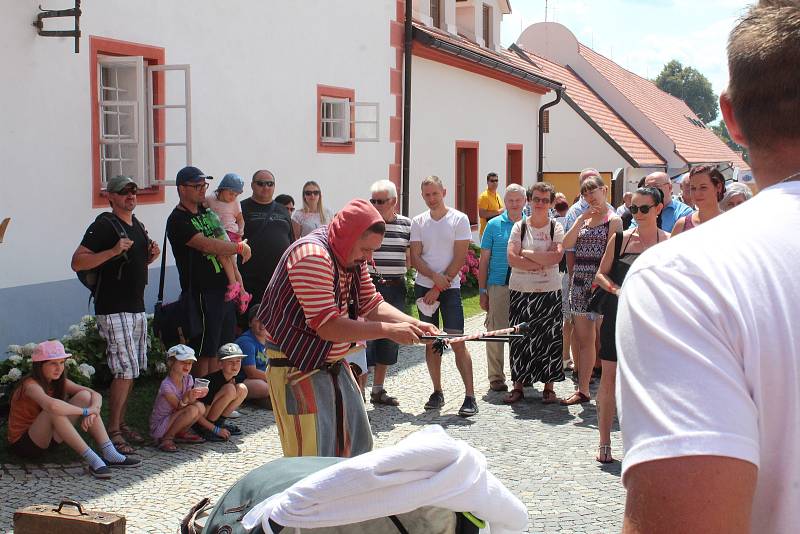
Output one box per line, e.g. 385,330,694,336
82,407,89,417
479,288,487,294
236,241,244,255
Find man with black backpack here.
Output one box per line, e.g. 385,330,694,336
71,175,160,454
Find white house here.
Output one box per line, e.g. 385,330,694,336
0,0,398,349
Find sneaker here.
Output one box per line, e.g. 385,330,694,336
85,464,112,479
458,396,479,417
227,410,242,419
195,425,227,442
424,391,445,410
106,456,142,469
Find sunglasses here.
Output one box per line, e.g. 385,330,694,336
369,198,392,205
304,190,321,197
183,182,208,191
630,204,656,214
488,178,499,183
530,197,550,205
116,188,138,196
254,180,274,187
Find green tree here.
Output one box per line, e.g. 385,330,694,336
711,120,749,162
655,60,719,124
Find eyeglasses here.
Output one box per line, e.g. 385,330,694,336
254,180,274,187
629,204,656,214
304,190,321,197
369,198,392,205
530,197,550,205
182,182,208,191
488,178,499,183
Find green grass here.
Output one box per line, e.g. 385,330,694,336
0,377,159,465
0,289,484,465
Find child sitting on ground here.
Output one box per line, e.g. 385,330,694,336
193,343,249,441
149,344,207,452
7,341,141,478
205,172,251,313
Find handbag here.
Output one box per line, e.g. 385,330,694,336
152,227,203,348
587,229,623,315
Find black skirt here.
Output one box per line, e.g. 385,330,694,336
509,290,565,384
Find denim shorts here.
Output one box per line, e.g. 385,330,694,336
414,284,464,334
366,280,407,366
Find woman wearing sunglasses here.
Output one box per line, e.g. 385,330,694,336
593,186,670,463
671,165,725,236
292,181,335,239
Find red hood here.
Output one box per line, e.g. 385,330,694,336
328,199,383,266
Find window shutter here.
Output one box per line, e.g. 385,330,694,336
350,101,380,142
147,64,192,185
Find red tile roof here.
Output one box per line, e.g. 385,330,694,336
414,23,664,166
514,49,665,167
578,44,749,170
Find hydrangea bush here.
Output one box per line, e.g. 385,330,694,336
1,315,167,403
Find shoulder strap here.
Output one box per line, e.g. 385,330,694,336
157,225,169,304
520,219,527,242
99,212,128,239
550,219,555,240
613,229,623,262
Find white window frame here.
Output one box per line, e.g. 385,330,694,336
147,64,192,185
319,99,380,144
96,55,192,188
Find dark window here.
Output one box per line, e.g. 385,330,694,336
483,4,491,46
431,0,442,28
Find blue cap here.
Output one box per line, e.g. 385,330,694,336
176,166,213,186
216,173,244,194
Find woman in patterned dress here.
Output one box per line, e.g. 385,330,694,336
504,182,566,404
561,175,622,405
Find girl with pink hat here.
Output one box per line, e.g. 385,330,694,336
6,340,141,478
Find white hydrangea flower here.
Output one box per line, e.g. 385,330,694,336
66,358,78,368
8,354,23,364
8,368,23,381
81,315,94,324
78,363,96,378
68,324,82,337
1,375,11,384
7,344,22,355
146,313,154,320
21,343,37,356
155,362,167,374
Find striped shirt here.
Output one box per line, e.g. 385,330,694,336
368,214,411,278
262,229,383,370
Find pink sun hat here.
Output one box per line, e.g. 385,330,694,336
31,340,72,363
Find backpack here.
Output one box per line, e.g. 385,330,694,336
181,457,482,534
77,213,146,302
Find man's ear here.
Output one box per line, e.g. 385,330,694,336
720,92,748,148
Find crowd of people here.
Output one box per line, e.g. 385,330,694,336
5,3,798,531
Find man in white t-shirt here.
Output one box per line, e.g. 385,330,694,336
617,2,800,532
410,176,477,417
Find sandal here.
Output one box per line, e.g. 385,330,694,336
225,282,241,302
370,390,399,406
503,389,525,404
541,389,558,404
158,437,178,453
108,430,136,455
175,430,206,444
238,289,252,315
596,444,614,464
120,423,146,445
560,391,591,405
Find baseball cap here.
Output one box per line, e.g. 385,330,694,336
217,343,246,361
176,166,213,186
105,175,137,193
31,340,72,363
216,173,244,194
167,344,197,362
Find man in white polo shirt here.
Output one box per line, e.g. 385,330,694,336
411,175,477,417
617,2,800,532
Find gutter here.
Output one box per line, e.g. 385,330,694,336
414,28,564,92
401,0,413,216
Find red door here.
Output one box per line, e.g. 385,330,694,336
455,141,479,225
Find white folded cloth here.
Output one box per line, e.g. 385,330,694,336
242,425,528,533
416,297,441,317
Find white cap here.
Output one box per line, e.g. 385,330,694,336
167,344,197,362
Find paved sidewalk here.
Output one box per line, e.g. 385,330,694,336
0,314,624,533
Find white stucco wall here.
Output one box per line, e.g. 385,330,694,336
409,57,543,217
0,0,396,289
541,96,631,174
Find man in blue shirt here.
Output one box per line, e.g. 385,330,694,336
235,308,271,407
643,172,694,232
478,184,526,392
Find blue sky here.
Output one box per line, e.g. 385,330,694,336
501,0,754,98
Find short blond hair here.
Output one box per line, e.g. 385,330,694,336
420,175,444,189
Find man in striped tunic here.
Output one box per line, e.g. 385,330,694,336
257,199,438,457
366,180,412,406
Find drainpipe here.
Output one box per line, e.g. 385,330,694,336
537,89,562,181
401,0,413,216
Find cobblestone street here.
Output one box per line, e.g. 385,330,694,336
0,314,624,533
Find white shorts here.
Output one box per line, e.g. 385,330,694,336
95,312,148,379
